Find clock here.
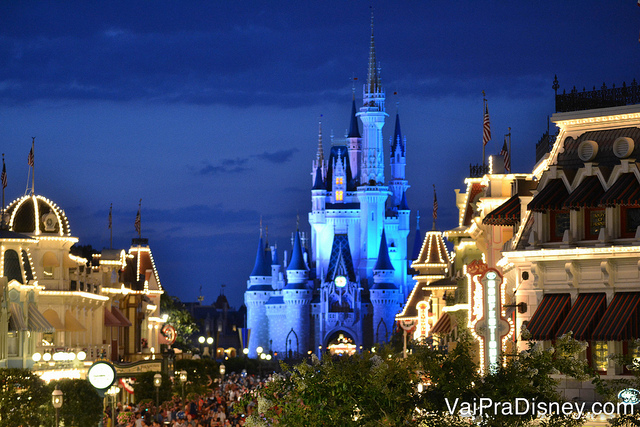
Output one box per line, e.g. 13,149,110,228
334,275,347,288
87,361,116,390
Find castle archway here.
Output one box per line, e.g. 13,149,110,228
325,330,357,356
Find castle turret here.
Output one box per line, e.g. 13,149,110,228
370,229,402,344
389,110,409,206
283,230,312,357
347,93,361,182
245,232,273,358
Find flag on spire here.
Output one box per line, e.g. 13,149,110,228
28,144,34,167
1,157,6,189
501,138,511,173
135,200,141,236
433,185,438,221
483,103,491,147
108,203,112,230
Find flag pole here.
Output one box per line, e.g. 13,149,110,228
109,203,113,249
508,127,512,173
31,137,35,195
482,91,486,168
1,154,5,228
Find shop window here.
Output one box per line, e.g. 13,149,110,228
585,208,605,240
549,210,570,242
593,341,608,372
621,206,640,238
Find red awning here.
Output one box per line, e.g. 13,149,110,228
563,176,605,209
599,173,640,207
104,308,121,327
526,293,571,340
431,313,453,335
111,306,132,327
555,293,607,340
592,293,640,341
527,179,569,212
483,195,520,226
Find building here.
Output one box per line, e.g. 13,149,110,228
244,18,410,358
0,190,164,382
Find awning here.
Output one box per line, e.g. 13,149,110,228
592,293,640,341
104,308,121,327
555,293,606,340
527,179,569,212
599,173,640,207
9,302,27,332
111,306,132,327
526,293,571,340
42,309,65,331
64,310,87,332
431,312,453,335
563,176,605,209
483,195,520,226
42,251,59,267
28,303,55,333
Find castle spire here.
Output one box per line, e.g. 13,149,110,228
287,230,308,272
367,11,380,97
316,119,324,164
391,107,405,156
348,97,361,138
374,229,394,271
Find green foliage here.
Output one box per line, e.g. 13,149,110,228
160,293,197,350
175,358,221,395
133,372,173,404
0,368,50,427
247,333,597,427
49,378,103,427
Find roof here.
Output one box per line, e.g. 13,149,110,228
412,231,450,268
483,195,521,226
592,292,640,341
398,191,409,211
557,127,640,170
527,179,569,212
462,182,485,227
347,98,361,138
373,229,394,271
599,173,640,206
312,164,325,190
286,231,308,272
390,112,405,156
5,194,71,236
326,233,356,282
325,145,356,192
397,282,431,319
250,236,272,277
410,223,422,261
266,296,284,305
563,175,605,209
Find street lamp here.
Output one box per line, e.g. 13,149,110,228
179,370,187,402
52,386,63,427
256,347,264,376
198,336,205,355
153,373,162,420
106,385,120,426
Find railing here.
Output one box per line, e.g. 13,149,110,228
554,76,640,113
469,164,489,178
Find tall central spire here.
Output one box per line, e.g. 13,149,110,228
316,120,324,164
367,12,379,96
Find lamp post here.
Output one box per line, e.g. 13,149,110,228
219,363,226,392
206,336,214,357
256,347,263,377
106,385,120,427
179,370,187,403
153,373,162,421
52,386,63,427
198,336,205,355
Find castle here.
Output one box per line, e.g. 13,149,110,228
244,19,412,358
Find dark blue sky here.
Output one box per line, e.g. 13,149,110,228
1,1,639,308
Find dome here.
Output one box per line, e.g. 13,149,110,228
5,195,71,236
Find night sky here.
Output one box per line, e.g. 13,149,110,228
1,1,639,308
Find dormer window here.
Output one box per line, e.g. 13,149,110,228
585,208,605,240
621,206,640,238
549,209,570,242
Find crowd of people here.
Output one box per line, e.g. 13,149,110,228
105,372,266,427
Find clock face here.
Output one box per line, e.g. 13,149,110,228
334,276,347,288
87,361,116,390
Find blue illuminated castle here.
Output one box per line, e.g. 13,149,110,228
245,20,411,358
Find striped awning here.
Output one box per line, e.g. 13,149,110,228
599,173,640,207
28,303,55,333
526,293,571,341
9,302,27,332
592,293,640,341
555,293,606,340
528,179,569,212
483,195,520,226
111,306,132,327
104,308,121,327
563,176,605,209
64,310,87,332
431,312,453,335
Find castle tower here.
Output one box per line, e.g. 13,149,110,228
245,232,273,358
389,110,409,206
282,230,312,357
370,229,402,343
347,93,362,183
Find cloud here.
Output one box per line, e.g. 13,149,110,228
253,148,298,164
198,157,250,176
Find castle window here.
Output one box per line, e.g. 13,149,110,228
621,206,640,238
336,191,343,201
336,177,343,185
584,208,605,240
549,210,569,242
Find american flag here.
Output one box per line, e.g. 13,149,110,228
483,104,491,147
27,147,34,167
135,208,141,235
1,160,6,189
433,184,438,221
500,139,511,173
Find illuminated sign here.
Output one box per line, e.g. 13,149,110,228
87,361,116,390
618,388,640,405
417,301,430,339
468,266,512,373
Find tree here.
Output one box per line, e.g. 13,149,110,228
49,379,103,427
133,372,174,404
160,293,197,350
0,368,49,427
245,333,596,427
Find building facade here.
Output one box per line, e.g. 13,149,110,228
245,20,410,358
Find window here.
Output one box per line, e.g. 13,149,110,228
336,191,343,201
594,341,608,372
549,210,570,242
43,266,54,278
585,208,605,240
621,207,640,238
336,177,343,185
